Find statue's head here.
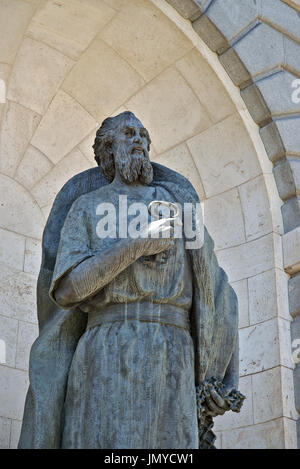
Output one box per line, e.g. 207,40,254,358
93,111,153,185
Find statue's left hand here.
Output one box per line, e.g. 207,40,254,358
203,387,230,417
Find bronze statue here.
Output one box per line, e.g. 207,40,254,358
18,112,244,449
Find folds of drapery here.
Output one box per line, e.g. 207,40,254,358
18,164,238,449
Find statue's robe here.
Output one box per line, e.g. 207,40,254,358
18,164,238,449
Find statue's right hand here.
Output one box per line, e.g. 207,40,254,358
136,217,178,256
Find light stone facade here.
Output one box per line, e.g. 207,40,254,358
0,0,299,448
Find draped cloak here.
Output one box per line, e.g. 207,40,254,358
18,163,238,449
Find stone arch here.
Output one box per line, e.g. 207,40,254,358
166,0,300,232
0,0,298,448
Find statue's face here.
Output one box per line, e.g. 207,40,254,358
113,117,149,159
111,115,153,185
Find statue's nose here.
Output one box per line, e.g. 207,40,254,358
134,136,142,144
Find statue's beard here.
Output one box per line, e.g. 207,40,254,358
114,144,153,185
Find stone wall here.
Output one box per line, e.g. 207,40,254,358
0,0,298,448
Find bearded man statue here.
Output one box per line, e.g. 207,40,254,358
18,111,244,449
